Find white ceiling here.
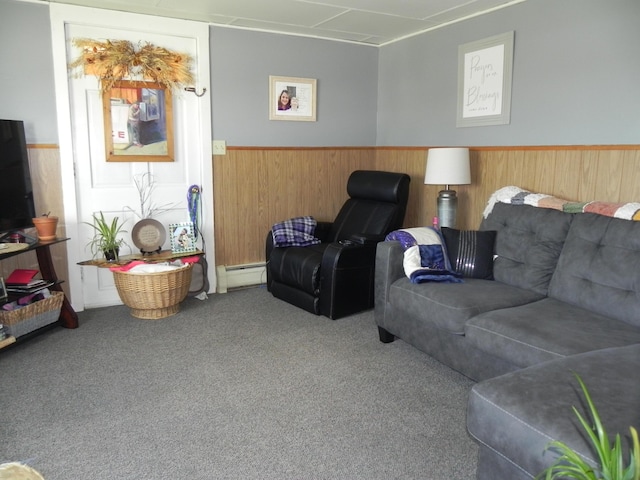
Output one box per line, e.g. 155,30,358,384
38,0,526,46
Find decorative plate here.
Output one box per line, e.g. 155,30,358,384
131,219,166,254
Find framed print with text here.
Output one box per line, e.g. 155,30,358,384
457,31,514,127
102,80,174,162
269,76,317,122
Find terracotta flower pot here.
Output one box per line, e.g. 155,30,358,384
32,216,59,242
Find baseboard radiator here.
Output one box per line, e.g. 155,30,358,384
216,262,267,293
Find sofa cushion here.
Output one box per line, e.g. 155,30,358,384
481,203,573,295
441,227,496,279
467,344,640,479
549,213,640,328
388,277,543,335
465,297,640,368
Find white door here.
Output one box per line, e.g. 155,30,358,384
50,5,215,310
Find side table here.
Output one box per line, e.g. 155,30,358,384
79,250,203,319
1,238,78,329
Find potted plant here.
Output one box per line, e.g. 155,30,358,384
32,212,59,242
85,212,128,261
538,374,639,480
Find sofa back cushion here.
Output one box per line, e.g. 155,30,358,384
480,203,573,295
549,213,640,327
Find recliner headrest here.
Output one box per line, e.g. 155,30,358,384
347,170,410,204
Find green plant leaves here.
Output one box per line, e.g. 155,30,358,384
84,211,128,259
538,374,639,480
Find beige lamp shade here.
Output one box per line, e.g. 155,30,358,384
424,147,471,187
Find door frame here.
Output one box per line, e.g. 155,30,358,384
50,4,214,311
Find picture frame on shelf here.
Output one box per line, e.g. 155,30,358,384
169,222,197,254
102,80,174,162
269,75,317,122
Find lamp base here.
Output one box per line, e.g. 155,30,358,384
437,189,458,228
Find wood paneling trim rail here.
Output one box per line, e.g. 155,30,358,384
28,144,640,150
227,145,640,151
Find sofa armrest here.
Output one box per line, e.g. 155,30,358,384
374,241,405,327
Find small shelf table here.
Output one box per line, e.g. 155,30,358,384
79,249,203,320
1,238,78,350
1,238,78,330
78,249,203,268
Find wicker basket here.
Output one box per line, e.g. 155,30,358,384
112,264,193,319
0,291,64,337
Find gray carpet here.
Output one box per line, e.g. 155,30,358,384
0,287,477,479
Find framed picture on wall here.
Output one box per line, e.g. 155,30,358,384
169,222,197,254
457,31,514,127
102,80,174,162
269,76,317,122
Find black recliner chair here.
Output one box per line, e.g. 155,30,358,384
266,170,411,319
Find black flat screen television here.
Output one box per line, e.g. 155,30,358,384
0,119,36,242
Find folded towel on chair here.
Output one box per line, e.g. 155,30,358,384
271,216,321,248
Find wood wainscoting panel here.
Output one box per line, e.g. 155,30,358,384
375,147,640,232
213,148,376,267
14,145,639,286
215,145,640,268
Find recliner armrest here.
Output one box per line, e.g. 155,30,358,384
347,233,385,245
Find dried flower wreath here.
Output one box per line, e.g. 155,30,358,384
68,38,194,92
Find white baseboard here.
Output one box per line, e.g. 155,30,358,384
216,263,266,293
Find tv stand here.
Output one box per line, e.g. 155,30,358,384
0,229,37,244
1,238,78,329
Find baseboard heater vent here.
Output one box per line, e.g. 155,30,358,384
216,262,266,293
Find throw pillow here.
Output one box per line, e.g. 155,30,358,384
441,227,497,280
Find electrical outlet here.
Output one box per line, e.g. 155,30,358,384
212,140,226,155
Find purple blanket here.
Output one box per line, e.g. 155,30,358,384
271,216,321,247
386,227,462,284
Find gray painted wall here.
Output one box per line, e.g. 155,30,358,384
210,27,378,147
377,0,640,146
2,0,638,147
0,0,57,143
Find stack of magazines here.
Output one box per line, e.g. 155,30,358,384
5,269,54,294
5,279,55,294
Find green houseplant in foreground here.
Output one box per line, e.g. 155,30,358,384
538,374,639,480
85,212,128,261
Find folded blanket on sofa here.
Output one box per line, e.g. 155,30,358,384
483,186,640,220
271,216,321,247
386,227,462,284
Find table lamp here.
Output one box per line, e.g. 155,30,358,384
424,147,471,228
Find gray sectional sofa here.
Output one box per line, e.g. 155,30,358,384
374,201,640,479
